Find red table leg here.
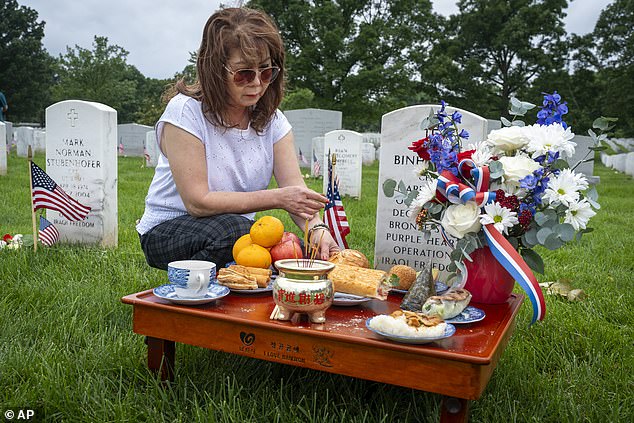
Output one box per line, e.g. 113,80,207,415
146,336,175,382
440,396,469,423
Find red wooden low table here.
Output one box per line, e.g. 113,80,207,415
122,290,523,423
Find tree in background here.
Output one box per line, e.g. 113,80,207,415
434,0,569,119
248,0,439,131
51,36,141,123
0,0,55,123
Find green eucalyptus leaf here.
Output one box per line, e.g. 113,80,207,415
536,227,553,244
429,203,444,214
534,212,549,226
587,128,597,140
510,97,522,108
511,120,526,127
501,117,512,127
551,159,570,170
404,190,419,207
419,117,431,130
521,101,536,110
382,179,397,197
554,223,575,242
398,180,406,194
521,249,545,274
544,233,564,250
522,228,539,247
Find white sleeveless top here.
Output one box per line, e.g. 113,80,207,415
136,93,292,235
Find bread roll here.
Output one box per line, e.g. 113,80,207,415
387,265,417,290
328,249,370,268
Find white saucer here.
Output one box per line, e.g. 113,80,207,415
153,283,229,305
365,318,456,344
332,292,373,306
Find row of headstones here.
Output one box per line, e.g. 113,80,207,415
3,122,160,166
0,102,603,281
601,151,634,177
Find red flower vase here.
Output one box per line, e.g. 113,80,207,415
462,246,515,304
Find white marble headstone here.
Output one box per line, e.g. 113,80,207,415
284,109,342,168
311,136,324,177
144,130,159,167
0,122,6,175
323,130,363,198
34,129,46,153
4,121,12,149
487,119,502,132
15,126,34,157
45,100,118,247
625,152,634,176
362,132,381,149
362,143,376,165
374,104,489,273
612,154,627,173
117,123,152,157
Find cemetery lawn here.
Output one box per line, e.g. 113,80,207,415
1,152,632,423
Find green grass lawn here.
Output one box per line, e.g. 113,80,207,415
0,152,632,422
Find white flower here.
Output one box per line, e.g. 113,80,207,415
441,202,482,239
480,202,519,235
409,178,438,221
564,199,596,230
542,170,582,206
564,168,589,191
498,155,541,188
12,234,23,245
486,126,529,153
0,240,6,250
463,141,494,166
412,161,430,177
522,123,576,159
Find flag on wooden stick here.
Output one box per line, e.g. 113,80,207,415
31,162,91,221
38,216,59,247
324,151,349,249
298,148,308,165
312,149,321,177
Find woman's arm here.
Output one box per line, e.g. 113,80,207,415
272,132,341,259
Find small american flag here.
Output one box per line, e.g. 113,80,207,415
312,150,321,177
298,148,308,165
38,216,60,246
324,151,349,249
118,142,124,155
31,162,91,221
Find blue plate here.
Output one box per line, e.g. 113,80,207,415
365,317,456,344
153,283,229,305
444,306,486,324
390,281,449,295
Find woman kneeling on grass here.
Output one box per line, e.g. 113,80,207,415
136,7,339,270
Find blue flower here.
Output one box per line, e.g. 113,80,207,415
537,91,568,128
451,111,462,123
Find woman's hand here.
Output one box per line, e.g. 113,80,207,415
276,186,328,220
308,227,341,260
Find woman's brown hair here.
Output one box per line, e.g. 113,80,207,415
172,7,285,133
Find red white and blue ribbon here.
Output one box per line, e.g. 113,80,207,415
436,168,496,206
483,224,546,324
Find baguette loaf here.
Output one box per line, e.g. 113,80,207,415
217,266,258,289
328,263,389,300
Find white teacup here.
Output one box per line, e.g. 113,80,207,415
167,260,216,298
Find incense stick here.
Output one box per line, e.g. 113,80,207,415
303,219,309,265
309,230,326,267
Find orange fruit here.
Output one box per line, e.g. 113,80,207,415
250,216,284,248
232,234,254,262
235,244,272,269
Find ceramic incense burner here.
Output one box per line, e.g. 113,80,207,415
272,259,335,323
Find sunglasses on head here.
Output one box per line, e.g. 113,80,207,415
224,65,280,86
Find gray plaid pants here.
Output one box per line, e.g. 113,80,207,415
139,214,253,270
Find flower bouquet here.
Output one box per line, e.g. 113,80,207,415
384,93,613,323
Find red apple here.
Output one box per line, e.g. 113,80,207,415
270,239,304,263
280,231,301,244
